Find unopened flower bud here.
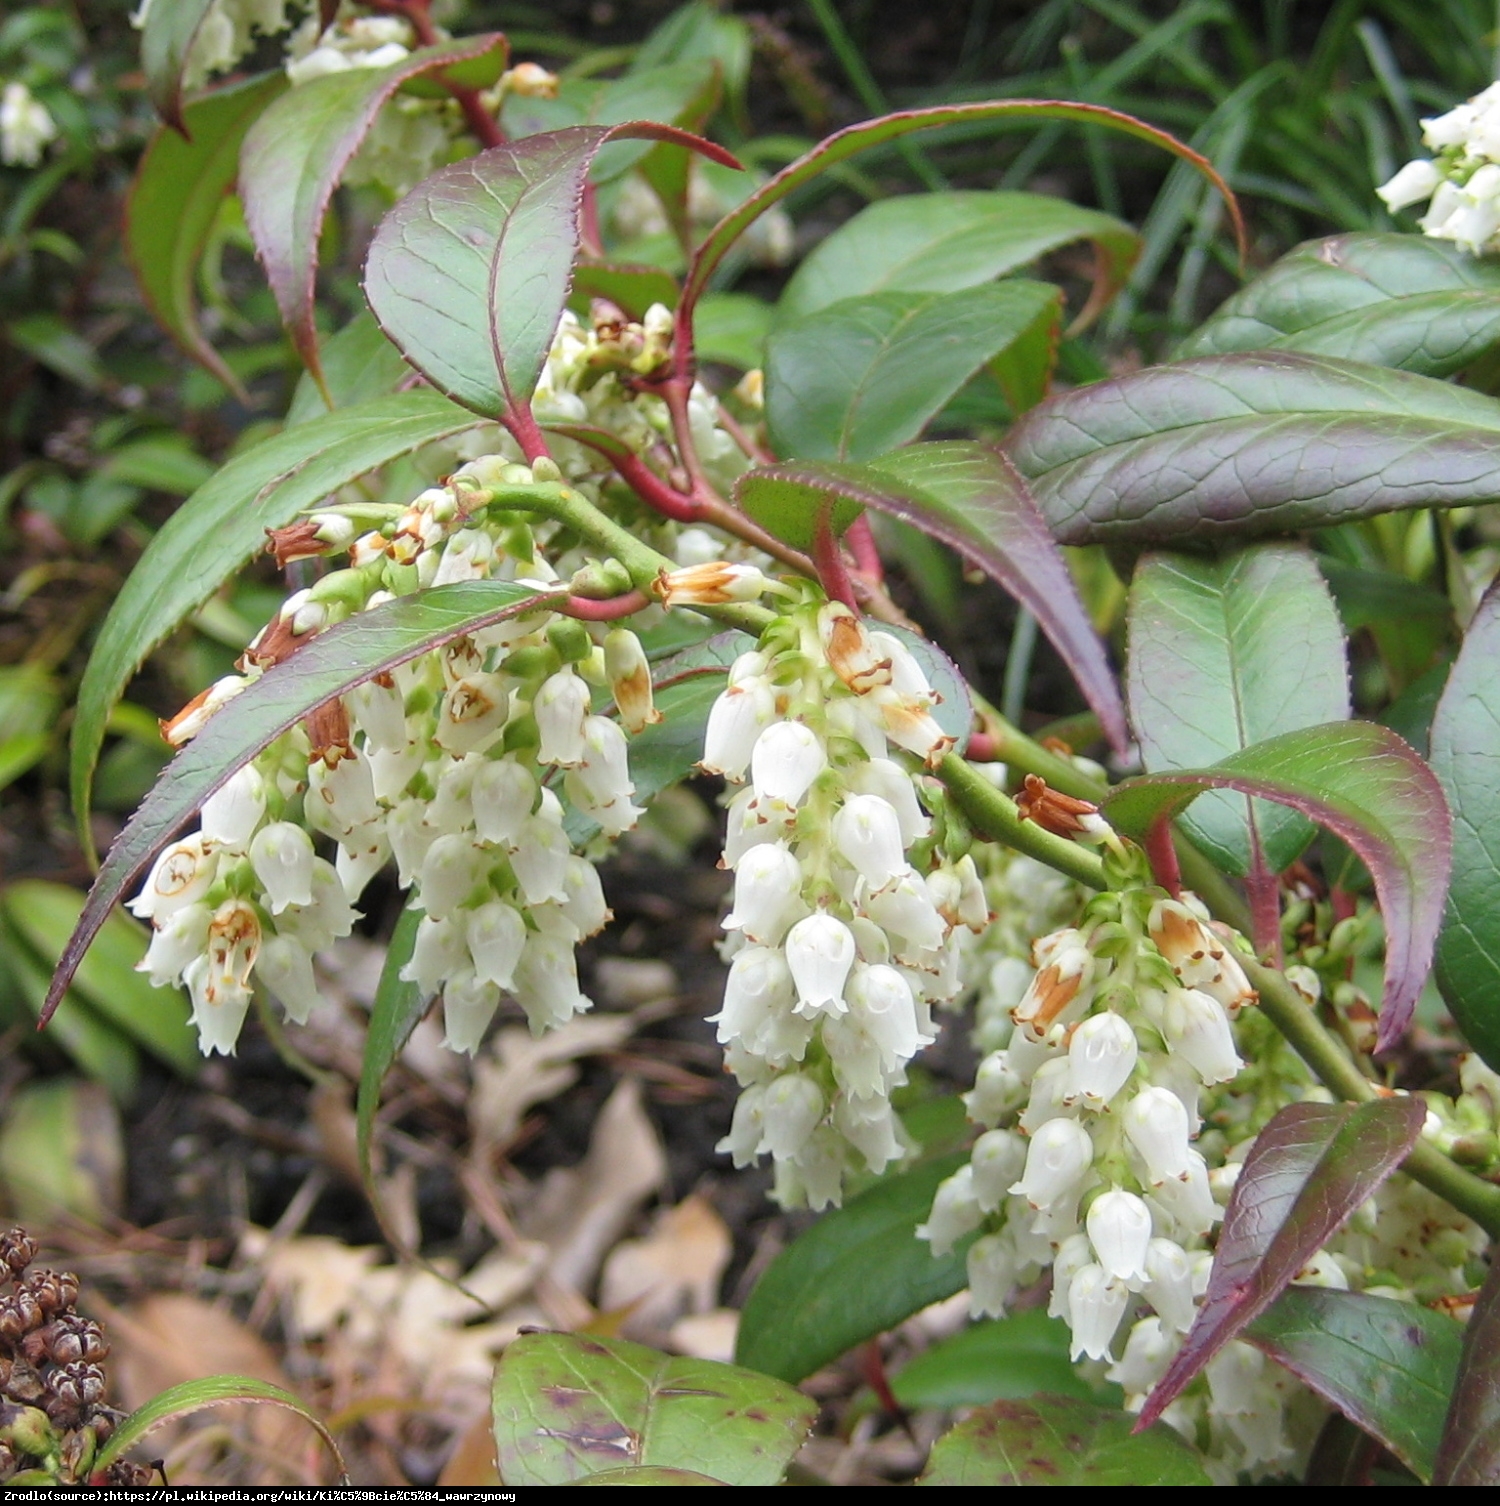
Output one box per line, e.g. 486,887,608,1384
655,561,770,606
604,629,659,733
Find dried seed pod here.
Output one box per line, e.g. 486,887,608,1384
2,1359,44,1405
0,1300,26,1346
8,1289,42,1334
22,1272,78,1318
106,1460,155,1488
0,1233,36,1279
48,1361,103,1410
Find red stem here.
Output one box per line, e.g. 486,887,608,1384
1143,816,1182,900
369,0,505,148
580,184,604,259
1245,856,1283,964
846,513,884,585
560,590,649,621
812,511,858,613
965,731,1001,762
505,405,553,466
609,450,702,522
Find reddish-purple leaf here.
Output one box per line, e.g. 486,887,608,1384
1104,721,1451,1050
126,72,288,399
363,124,739,435
1433,1250,1500,1484
1137,1099,1425,1431
240,34,509,389
44,581,554,1028
735,445,1126,753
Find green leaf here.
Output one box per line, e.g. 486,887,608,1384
285,311,413,425
1104,722,1452,1049
777,190,1140,331
576,1467,727,1485
356,901,428,1249
917,1396,1210,1486
94,1374,347,1479
490,1332,814,1487
1433,1252,1500,1485
1126,544,1350,877
126,72,288,399
683,100,1238,329
891,1310,1093,1410
1430,583,1500,1071
736,446,1127,753
1008,351,1500,548
1137,1099,1426,1430
1245,1287,1463,1482
138,0,217,131
240,35,508,384
765,282,1061,462
364,125,738,427
70,392,484,848
735,1153,971,1383
98,439,215,497
571,263,681,320
0,1078,122,1228
2,880,198,1077
4,313,105,391
50,581,553,1028
1177,232,1500,377
693,292,771,370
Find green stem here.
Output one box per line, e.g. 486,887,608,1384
938,753,1107,890
1247,957,1500,1239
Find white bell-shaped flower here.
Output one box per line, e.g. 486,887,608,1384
833,1094,903,1173
847,757,930,843
969,1128,1027,1213
1377,157,1441,212
1122,1085,1194,1185
437,673,512,755
138,902,211,988
401,914,467,997
249,821,315,914
1048,1232,1095,1319
848,961,928,1065
1013,944,1093,1041
130,834,218,921
183,954,254,1056
367,740,424,803
307,749,380,837
278,858,357,953
1106,1316,1176,1400
510,813,572,905
558,856,611,938
832,794,908,891
1161,987,1242,1084
257,932,322,1025
604,629,658,735
1142,1237,1197,1332
916,1165,983,1257
966,1232,1021,1318
751,721,827,808
759,1073,824,1161
1086,1187,1153,1283
1066,1011,1138,1107
821,1011,888,1100
721,785,794,868
349,676,408,753
465,900,526,990
418,833,487,920
472,757,536,846
701,677,777,780
442,968,503,1054
571,715,635,810
386,798,438,887
863,871,947,956
717,1082,768,1166
513,929,590,1034
336,831,390,903
1018,1056,1075,1135
1067,1264,1128,1361
200,765,266,852
533,667,590,767
723,842,804,946
1148,1148,1219,1238
714,947,806,1058
1010,1116,1093,1210
785,913,856,1017
963,1050,1027,1128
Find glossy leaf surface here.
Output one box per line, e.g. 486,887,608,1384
765,282,1060,462
891,1310,1093,1409
51,582,551,1026
240,34,508,383
1126,543,1349,876
1245,1287,1462,1481
71,392,484,842
736,445,1126,752
919,1396,1209,1486
126,72,287,397
777,189,1139,328
1008,352,1500,547
364,125,736,423
735,1154,970,1383
1434,1252,1500,1485
491,1332,813,1487
1178,233,1500,377
1105,722,1451,1049
1138,1099,1425,1429
1430,582,1500,1070
94,1374,347,1479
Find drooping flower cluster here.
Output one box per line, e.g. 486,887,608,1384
707,595,994,1209
0,82,57,169
131,0,295,94
133,305,765,1058
1378,81,1500,253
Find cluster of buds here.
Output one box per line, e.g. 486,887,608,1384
1378,81,1500,253
0,1229,146,1488
708,595,987,1208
